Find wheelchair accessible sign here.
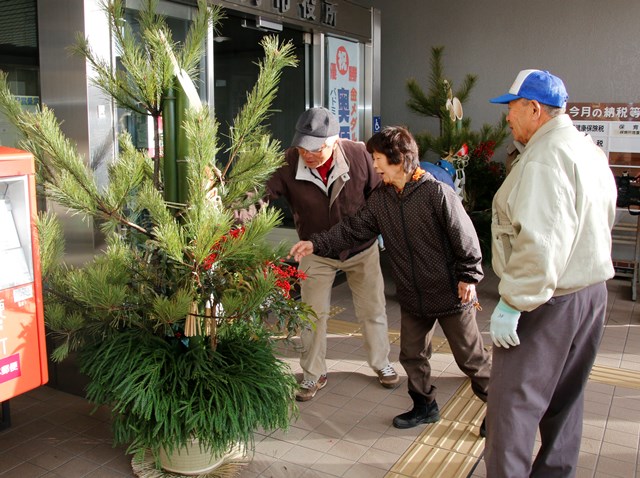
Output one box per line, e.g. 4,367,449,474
373,116,381,133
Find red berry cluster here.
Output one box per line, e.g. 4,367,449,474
202,226,246,270
266,261,308,298
470,141,496,162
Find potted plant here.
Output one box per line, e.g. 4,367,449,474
405,45,509,165
406,46,510,262
0,0,312,474
461,141,507,262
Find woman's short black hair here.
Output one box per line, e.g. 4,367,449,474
366,126,419,173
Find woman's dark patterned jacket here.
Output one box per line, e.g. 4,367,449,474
310,172,483,317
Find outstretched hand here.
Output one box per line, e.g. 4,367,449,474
289,241,314,262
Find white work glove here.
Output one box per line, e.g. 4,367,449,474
490,298,521,349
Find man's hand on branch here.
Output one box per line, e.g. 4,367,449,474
289,241,314,262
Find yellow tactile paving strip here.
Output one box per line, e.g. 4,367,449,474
589,363,640,389
328,305,346,320
325,317,640,478
387,380,486,478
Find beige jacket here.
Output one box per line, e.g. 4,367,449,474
491,114,617,312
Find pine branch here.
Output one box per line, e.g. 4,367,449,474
406,78,439,118
223,36,298,177
181,107,223,200
36,212,65,277
454,74,478,104
181,2,222,77
405,45,508,158
71,35,149,115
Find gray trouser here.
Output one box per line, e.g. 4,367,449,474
485,282,607,478
399,306,491,403
298,243,390,381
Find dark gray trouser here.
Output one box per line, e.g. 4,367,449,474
399,306,491,403
485,282,607,478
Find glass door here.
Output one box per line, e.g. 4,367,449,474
117,1,207,155
213,13,307,227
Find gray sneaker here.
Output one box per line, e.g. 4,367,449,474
376,364,400,388
295,374,328,402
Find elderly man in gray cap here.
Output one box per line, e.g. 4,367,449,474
267,107,398,401
486,69,617,477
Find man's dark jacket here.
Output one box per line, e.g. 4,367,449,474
267,139,381,260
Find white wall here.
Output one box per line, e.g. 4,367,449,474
358,0,640,155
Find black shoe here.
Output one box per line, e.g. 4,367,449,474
393,400,440,429
479,416,486,438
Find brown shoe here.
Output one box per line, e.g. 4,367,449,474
376,364,399,388
295,374,328,402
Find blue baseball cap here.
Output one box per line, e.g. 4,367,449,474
436,159,456,179
490,69,568,108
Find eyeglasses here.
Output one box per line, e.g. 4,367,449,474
298,144,330,155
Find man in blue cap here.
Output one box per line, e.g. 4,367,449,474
486,70,617,477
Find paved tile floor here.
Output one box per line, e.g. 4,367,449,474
1,252,639,477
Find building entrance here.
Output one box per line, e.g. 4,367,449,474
213,13,307,227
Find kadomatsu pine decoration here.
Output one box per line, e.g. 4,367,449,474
0,0,313,473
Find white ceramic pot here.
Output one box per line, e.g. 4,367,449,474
159,438,224,476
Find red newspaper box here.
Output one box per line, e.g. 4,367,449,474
0,146,48,402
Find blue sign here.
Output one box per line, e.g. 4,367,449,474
373,116,381,133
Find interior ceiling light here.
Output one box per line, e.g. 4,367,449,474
241,16,283,32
